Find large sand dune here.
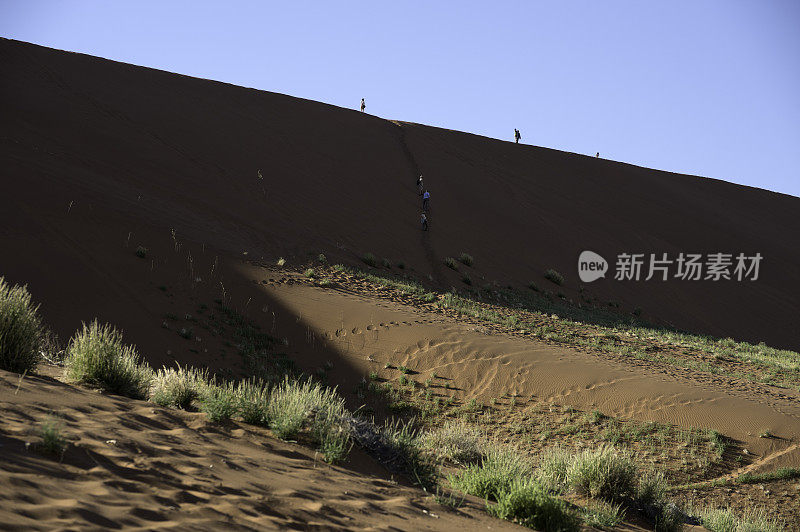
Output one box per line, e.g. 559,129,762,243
1,38,798,351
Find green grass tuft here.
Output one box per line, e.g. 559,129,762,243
149,364,207,409
234,378,271,426
488,478,578,531
421,421,486,465
535,447,572,493
544,268,564,286
200,381,238,422
582,500,625,529
737,467,800,484
448,447,531,500
0,277,43,373
39,416,68,457
65,321,152,399
267,377,351,463
696,505,783,532
458,253,474,267
567,446,637,501
361,253,378,267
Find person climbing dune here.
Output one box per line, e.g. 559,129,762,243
422,190,431,212
360,98,365,112
420,212,428,231
417,175,424,195
514,128,521,144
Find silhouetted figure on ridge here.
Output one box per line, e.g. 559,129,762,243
596,152,600,158
360,98,365,112
514,129,521,144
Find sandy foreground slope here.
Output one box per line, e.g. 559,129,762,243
0,369,525,531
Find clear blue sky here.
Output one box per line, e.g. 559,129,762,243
3,1,798,197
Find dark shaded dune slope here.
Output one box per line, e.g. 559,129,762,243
1,38,797,351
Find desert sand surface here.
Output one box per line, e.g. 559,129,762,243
2,37,799,529
0,369,524,531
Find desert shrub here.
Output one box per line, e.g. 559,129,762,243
200,381,237,422
39,416,68,457
135,246,147,258
0,277,43,373
462,274,472,285
65,321,152,399
544,269,564,286
382,258,392,268
420,420,486,464
317,253,326,263
303,268,315,278
235,378,271,426
444,257,458,270
267,377,351,463
567,446,637,501
536,447,572,492
459,253,474,267
449,447,532,500
488,478,578,531
276,257,286,267
362,253,377,267
528,281,540,292
149,364,207,409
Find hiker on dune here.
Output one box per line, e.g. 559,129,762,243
514,128,521,144
360,98,365,112
422,190,431,211
417,175,424,195
421,212,428,231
